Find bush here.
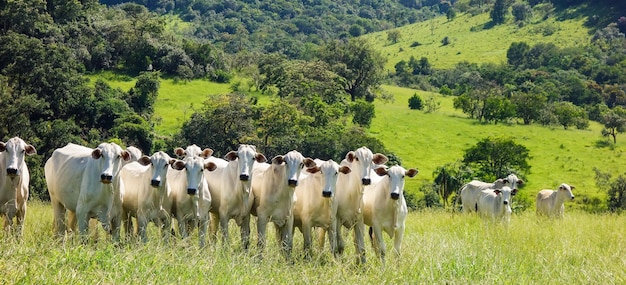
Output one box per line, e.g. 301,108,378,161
351,100,375,127
410,41,421,47
408,93,424,110
441,36,451,46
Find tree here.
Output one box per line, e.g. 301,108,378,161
446,8,457,21
408,93,424,110
490,0,510,25
387,29,402,44
463,137,530,181
511,91,547,125
433,162,472,208
351,100,376,127
507,42,530,68
511,2,532,23
601,107,626,143
553,101,587,130
127,71,160,115
317,38,386,102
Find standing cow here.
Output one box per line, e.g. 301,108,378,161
536,183,575,218
293,159,351,258
45,143,131,242
250,150,316,258
167,154,216,247
319,146,388,264
458,174,524,213
363,165,418,263
476,186,517,224
120,151,183,242
206,144,267,249
0,137,36,237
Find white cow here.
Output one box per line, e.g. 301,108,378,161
363,165,418,263
167,154,216,247
458,174,524,213
206,144,267,249
176,144,212,159
125,146,143,163
320,146,388,264
0,137,36,236
45,142,131,242
293,159,351,258
476,186,518,224
536,183,575,218
120,151,183,242
250,150,316,258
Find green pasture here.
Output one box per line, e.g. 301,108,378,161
364,11,591,71
1,202,624,284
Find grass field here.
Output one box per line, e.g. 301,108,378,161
1,202,624,284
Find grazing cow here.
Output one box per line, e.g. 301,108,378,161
167,154,216,247
458,174,524,213
363,165,418,263
319,147,388,264
536,183,575,218
476,186,518,224
250,150,316,258
293,159,351,258
45,143,131,242
0,137,36,236
206,144,267,249
120,151,183,242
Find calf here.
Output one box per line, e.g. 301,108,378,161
293,159,351,258
458,174,524,213
363,165,418,263
536,183,575,218
250,150,315,258
45,143,131,242
476,186,517,224
0,137,36,237
120,151,183,242
167,154,216,247
205,144,267,249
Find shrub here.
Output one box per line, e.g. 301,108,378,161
408,93,424,110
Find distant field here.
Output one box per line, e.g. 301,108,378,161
1,202,624,284
364,10,591,70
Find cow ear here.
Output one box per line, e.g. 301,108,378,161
138,156,152,166
346,151,356,162
303,158,316,168
570,185,575,190
174,147,185,158
205,162,217,172
339,165,351,174
172,160,185,171
25,144,37,155
91,149,102,159
306,166,321,174
0,142,5,152
121,150,131,161
200,148,213,158
517,179,524,185
224,151,238,161
493,189,501,195
272,155,284,165
168,159,177,167
406,168,419,178
372,153,389,165
512,188,518,196
255,153,267,163
374,166,388,176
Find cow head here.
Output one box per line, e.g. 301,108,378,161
125,146,143,164
273,150,315,188
307,159,351,198
373,165,418,200
0,137,36,178
558,183,575,201
137,151,177,188
493,186,517,206
225,144,267,183
174,145,213,159
498,174,524,191
345,146,388,185
182,156,216,195
91,142,130,184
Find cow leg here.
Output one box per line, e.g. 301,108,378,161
256,215,268,257
177,215,189,240
15,202,26,237
219,215,230,247
67,211,77,233
158,209,171,243
51,201,67,238
317,228,327,249
354,219,367,264
209,212,219,244
110,213,121,244
240,214,251,251
282,215,294,259
335,225,345,255
328,219,338,259
198,215,208,248
301,222,312,259
393,225,404,259
371,225,386,263
137,213,149,243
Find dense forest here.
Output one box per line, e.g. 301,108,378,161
1,0,625,205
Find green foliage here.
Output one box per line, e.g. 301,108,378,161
408,93,424,110
511,2,532,23
490,0,510,25
387,29,402,44
462,137,530,182
553,101,588,130
127,71,160,115
600,106,626,143
432,161,473,208
350,100,376,128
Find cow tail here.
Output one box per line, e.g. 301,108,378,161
368,227,373,242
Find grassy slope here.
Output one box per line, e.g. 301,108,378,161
365,10,591,70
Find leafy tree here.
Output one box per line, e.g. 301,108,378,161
317,38,386,102
446,8,457,21
127,71,160,115
511,91,547,125
507,42,530,68
553,101,587,130
408,93,424,110
490,0,510,25
256,100,307,157
433,161,472,208
441,36,451,46
601,106,626,143
511,2,532,23
387,29,402,44
349,25,364,37
483,96,515,124
351,100,375,127
463,137,530,181
607,174,626,212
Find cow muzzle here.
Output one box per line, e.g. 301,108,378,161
239,174,249,181
571,196,575,200
322,191,332,198
362,178,371,185
288,179,298,187
503,200,509,205
187,188,197,195
100,174,113,184
390,193,400,200
151,179,161,187
6,168,18,177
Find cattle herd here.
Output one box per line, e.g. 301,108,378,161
0,136,576,263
